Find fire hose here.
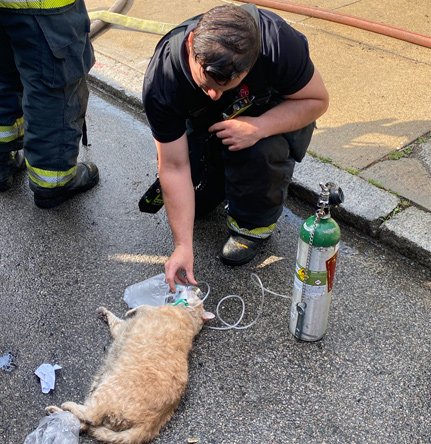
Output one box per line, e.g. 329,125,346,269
88,1,431,48
89,6,174,38
238,0,431,49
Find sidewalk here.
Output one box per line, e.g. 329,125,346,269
85,0,431,268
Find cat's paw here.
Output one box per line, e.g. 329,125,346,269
96,306,109,322
45,405,63,414
61,401,78,411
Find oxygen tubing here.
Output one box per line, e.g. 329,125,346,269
238,0,431,49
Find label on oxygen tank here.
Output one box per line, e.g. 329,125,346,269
295,265,327,289
326,254,337,292
289,240,339,341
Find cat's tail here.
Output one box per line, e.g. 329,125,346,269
88,424,158,444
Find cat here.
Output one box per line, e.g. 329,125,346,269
46,291,214,443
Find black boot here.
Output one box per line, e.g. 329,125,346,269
220,232,268,266
30,162,99,209
0,150,25,192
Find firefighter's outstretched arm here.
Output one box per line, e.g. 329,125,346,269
155,133,198,292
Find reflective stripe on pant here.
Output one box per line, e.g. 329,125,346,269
0,24,24,153
189,122,314,230
226,215,276,239
0,0,94,187
25,160,77,188
0,0,75,9
0,117,24,144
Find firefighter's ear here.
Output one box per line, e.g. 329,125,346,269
187,32,194,53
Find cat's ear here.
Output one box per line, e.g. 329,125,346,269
125,308,138,318
202,310,215,321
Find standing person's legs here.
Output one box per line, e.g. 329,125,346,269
3,1,98,208
0,24,25,191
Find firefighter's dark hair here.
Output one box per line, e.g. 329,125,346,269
191,5,260,85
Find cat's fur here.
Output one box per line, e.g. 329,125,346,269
46,293,213,443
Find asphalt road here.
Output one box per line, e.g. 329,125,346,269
1,90,430,444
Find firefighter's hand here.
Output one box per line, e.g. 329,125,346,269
208,116,261,151
164,245,197,293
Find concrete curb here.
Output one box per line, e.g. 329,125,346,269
291,156,431,268
88,57,431,271
89,52,143,108
292,156,400,236
380,206,431,268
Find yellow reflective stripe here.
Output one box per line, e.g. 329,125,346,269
0,0,75,9
26,160,76,188
0,117,24,143
227,215,276,239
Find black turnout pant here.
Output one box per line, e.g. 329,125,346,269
189,122,315,229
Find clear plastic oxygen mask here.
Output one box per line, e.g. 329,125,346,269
123,273,206,309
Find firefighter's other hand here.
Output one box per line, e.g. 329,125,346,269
208,117,261,151
164,246,197,293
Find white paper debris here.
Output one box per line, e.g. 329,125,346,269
35,363,62,393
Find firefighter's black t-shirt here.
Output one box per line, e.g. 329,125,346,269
142,8,314,143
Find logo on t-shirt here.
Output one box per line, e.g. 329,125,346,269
238,84,250,98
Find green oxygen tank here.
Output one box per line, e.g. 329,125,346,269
289,182,344,341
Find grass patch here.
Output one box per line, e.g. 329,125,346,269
345,167,360,175
386,200,411,219
388,146,413,160
416,135,429,144
367,178,386,190
308,151,333,164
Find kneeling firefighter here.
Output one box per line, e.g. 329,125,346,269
140,4,329,292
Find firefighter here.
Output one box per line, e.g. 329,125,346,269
142,5,329,290
0,0,99,208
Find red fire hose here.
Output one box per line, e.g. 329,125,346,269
238,0,431,49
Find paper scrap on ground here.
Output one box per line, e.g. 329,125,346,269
35,363,62,393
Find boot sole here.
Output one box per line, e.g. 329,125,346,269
220,254,258,266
